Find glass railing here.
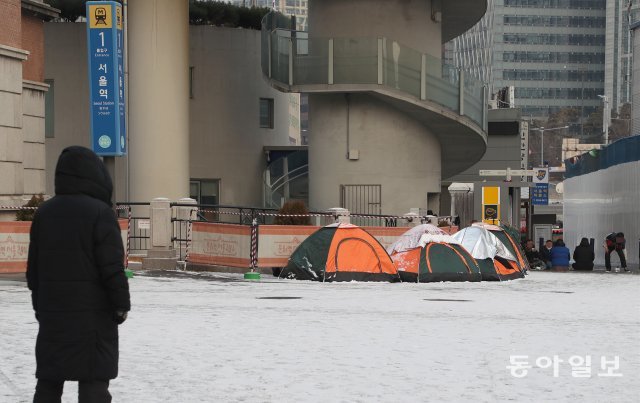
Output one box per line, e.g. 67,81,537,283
263,150,309,208
261,12,487,129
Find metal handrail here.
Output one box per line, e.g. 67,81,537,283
261,10,487,130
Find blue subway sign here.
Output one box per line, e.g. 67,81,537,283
531,183,549,205
86,1,126,156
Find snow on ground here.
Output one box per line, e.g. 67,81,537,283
1,271,639,403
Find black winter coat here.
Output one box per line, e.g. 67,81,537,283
26,146,130,381
572,238,594,271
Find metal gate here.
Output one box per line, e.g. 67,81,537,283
340,184,382,226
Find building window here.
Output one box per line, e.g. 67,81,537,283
189,66,194,99
190,179,220,205
260,98,274,129
45,79,54,138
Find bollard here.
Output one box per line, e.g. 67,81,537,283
403,212,420,227
326,207,350,224
142,198,178,270
125,206,132,279
244,218,261,280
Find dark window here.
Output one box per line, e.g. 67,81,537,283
260,98,274,129
190,179,219,205
488,121,520,136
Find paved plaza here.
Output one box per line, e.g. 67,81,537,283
1,271,639,402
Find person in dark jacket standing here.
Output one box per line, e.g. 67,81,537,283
26,146,130,402
604,232,628,272
549,239,571,271
572,237,595,271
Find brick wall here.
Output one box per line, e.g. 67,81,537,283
0,0,21,48
21,14,44,82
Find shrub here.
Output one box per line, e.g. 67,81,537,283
274,200,311,226
16,194,45,221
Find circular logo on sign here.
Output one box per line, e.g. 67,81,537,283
98,135,111,149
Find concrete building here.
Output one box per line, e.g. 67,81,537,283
233,0,309,30
604,0,640,115
633,20,640,132
44,23,294,206
447,0,606,125
0,0,58,218
445,108,526,228
263,0,489,216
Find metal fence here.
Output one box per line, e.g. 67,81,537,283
116,202,150,254
114,201,451,269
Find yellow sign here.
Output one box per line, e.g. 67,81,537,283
115,5,123,30
482,186,500,224
88,4,113,29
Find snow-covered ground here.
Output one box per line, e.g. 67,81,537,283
1,271,639,402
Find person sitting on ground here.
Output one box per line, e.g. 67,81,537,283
524,239,545,270
572,237,594,271
550,239,570,271
539,239,554,270
604,232,628,272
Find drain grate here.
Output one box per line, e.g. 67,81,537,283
256,297,302,300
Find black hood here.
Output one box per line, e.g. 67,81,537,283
579,237,589,247
54,146,113,206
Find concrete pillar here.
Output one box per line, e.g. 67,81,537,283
327,207,350,224
309,93,441,214
143,197,177,269
150,197,172,249
176,197,198,221
403,212,420,227
128,0,189,203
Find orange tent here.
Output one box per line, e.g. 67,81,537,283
280,223,400,282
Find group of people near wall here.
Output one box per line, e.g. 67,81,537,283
523,232,627,272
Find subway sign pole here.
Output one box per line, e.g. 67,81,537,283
86,1,126,156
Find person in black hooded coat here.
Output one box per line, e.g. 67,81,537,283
26,146,130,402
572,237,594,271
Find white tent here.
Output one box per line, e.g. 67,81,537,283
386,224,447,254
452,226,517,261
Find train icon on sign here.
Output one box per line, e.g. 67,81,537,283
94,7,108,25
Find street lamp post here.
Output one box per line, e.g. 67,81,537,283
530,125,569,166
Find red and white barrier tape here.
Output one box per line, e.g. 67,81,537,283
249,219,259,270
183,209,196,268
125,207,131,270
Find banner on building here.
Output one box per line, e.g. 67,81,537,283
86,1,126,156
